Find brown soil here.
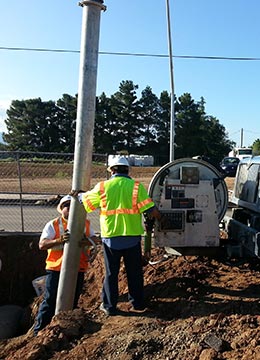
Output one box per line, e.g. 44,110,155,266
2,176,259,360
1,248,260,360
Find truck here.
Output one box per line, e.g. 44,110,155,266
228,147,252,160
146,156,260,259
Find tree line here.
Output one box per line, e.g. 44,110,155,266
2,80,236,164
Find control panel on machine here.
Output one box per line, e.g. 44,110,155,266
148,159,228,249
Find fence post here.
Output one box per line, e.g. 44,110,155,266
16,151,25,232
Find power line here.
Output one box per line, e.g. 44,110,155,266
1,46,260,61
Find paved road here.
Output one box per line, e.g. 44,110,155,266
0,205,101,233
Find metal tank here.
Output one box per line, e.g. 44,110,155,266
148,158,228,256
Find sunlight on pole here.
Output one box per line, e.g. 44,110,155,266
165,0,175,161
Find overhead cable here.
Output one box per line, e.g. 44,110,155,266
1,46,260,61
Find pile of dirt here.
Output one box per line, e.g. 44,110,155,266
1,245,260,360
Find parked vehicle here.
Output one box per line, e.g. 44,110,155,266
220,157,240,177
228,147,252,160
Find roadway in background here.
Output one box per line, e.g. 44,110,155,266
0,204,101,234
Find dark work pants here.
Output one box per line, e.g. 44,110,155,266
34,270,84,335
102,242,144,311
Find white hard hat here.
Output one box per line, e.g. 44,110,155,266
108,156,129,171
57,195,72,213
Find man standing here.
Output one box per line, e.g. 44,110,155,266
34,195,97,335
77,156,161,315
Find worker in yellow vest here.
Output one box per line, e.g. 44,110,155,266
76,156,161,316
34,195,98,335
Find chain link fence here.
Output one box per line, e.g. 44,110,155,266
0,151,108,233
0,151,159,234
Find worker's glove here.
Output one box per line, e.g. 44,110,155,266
57,230,70,244
69,189,85,197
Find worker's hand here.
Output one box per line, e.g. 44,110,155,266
56,230,70,244
62,230,70,243
69,189,85,197
79,237,92,247
93,233,102,244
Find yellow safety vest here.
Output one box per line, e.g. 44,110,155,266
82,176,154,237
45,216,90,272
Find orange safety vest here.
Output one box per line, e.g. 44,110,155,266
45,217,90,272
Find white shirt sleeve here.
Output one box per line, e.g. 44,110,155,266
40,220,56,240
41,218,95,239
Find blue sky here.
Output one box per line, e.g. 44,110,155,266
1,0,260,148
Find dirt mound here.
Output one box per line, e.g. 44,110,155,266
1,245,260,360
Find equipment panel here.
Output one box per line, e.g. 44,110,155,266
148,159,228,248
159,210,185,231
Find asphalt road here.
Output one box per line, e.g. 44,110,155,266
0,204,232,234
0,205,101,233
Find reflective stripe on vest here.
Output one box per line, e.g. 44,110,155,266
99,180,150,216
100,180,138,215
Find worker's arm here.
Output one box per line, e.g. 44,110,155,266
39,231,70,250
148,206,161,220
78,234,102,248
145,206,161,220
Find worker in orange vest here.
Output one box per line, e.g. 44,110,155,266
34,195,98,336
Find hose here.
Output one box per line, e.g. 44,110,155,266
148,254,170,265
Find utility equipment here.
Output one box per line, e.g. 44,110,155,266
148,158,228,256
148,156,260,259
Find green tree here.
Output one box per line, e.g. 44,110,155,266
94,92,115,153
0,143,7,150
174,93,234,162
110,80,140,153
201,115,234,163
4,96,77,152
252,139,260,155
138,86,160,152
2,84,235,163
56,94,77,152
4,98,61,151
174,93,205,158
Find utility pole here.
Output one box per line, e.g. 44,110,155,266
55,0,106,314
165,0,175,162
240,128,244,147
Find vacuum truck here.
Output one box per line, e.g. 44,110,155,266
147,156,260,259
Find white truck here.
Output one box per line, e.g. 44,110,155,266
228,147,252,160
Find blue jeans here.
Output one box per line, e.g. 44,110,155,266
34,270,84,335
102,242,144,311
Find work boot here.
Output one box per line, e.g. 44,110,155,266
130,306,148,313
99,303,118,316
